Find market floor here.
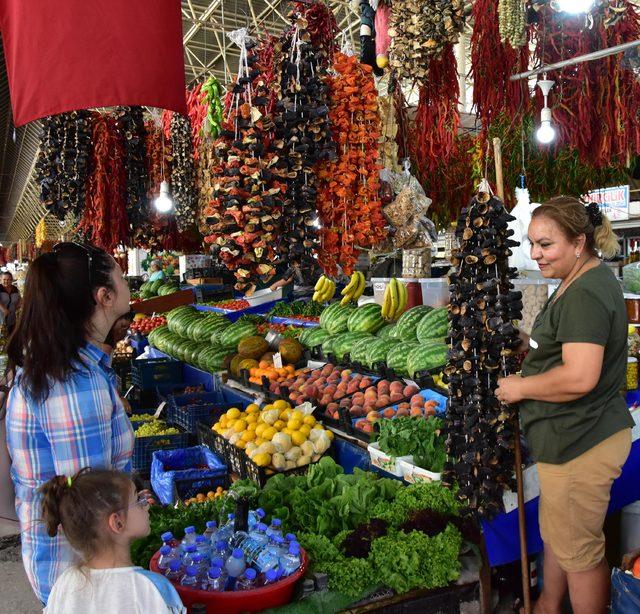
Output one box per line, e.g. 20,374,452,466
0,531,40,614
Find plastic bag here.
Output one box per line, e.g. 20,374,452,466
611,568,640,613
151,445,226,505
623,263,640,294
507,187,540,271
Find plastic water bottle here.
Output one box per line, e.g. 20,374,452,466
271,535,287,557
224,548,247,590
180,565,200,589
235,568,257,591
248,508,266,530
261,568,279,586
210,556,224,570
181,526,197,551
161,532,181,560
165,559,184,582
157,545,173,572
195,535,210,560
216,513,235,544
204,520,218,543
192,553,209,580
213,540,230,563
280,543,301,577
203,566,226,592
253,541,280,574
182,544,198,567
266,518,282,539
284,533,297,546
228,529,249,552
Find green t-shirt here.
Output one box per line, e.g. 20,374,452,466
520,262,633,464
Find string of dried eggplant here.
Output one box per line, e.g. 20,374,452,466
170,113,197,233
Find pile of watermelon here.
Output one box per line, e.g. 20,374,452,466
299,302,450,377
138,279,180,300
147,306,258,373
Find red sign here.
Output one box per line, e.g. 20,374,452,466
0,0,187,126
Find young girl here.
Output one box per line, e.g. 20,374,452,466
40,469,185,614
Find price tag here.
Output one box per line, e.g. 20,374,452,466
153,401,167,420
273,352,283,369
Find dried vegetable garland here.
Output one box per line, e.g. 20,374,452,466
316,52,387,276
378,83,401,172
115,106,148,230
204,31,283,293
35,111,92,221
79,116,128,253
187,85,208,160
202,76,224,138
444,190,522,518
292,1,339,68
533,3,640,167
471,0,530,128
498,0,526,47
388,0,469,84
170,113,197,233
35,218,47,248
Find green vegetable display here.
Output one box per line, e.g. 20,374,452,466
134,421,179,438
268,300,324,319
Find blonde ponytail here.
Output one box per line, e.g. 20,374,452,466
593,215,620,260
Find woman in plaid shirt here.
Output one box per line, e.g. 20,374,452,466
5,243,135,605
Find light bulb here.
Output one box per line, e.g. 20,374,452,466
556,0,595,14
536,120,556,144
154,181,174,213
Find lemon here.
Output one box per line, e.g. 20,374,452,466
255,423,267,437
273,399,290,411
273,420,286,431
263,404,274,412
242,430,256,442
280,409,291,420
236,439,247,449
247,422,257,432
233,419,247,433
219,415,228,426
246,403,260,414
299,425,311,437
291,410,304,422
246,414,258,424
227,418,237,429
291,431,307,446
287,419,302,431
227,407,241,420
326,429,335,440
262,426,277,441
313,424,324,430
283,428,293,436
254,437,265,446
303,415,316,427
253,453,272,467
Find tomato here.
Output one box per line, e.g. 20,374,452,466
633,557,640,578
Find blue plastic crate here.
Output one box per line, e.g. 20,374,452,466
166,387,254,433
131,357,183,390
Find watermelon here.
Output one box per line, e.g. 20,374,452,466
166,305,196,325
376,324,396,340
407,343,448,378
394,306,434,341
332,332,373,362
386,342,420,376
346,303,385,334
208,319,231,344
320,303,355,335
198,346,232,372
321,335,340,357
190,315,226,342
350,337,372,364
139,281,153,293
219,321,257,350
365,338,401,369
416,307,449,344
301,327,330,349
169,312,201,337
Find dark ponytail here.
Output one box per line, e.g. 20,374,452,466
6,243,116,400
40,468,132,560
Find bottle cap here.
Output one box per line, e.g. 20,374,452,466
208,567,222,579
274,536,285,544
265,569,278,582
257,523,268,532
206,520,217,529
159,545,171,555
256,508,266,518
245,568,257,580
185,526,196,534
193,554,203,563
161,532,174,542
185,545,197,553
272,518,282,527
228,513,235,520
285,533,296,541
215,540,226,549
289,543,300,555
211,557,224,568
196,535,206,543
232,548,244,558
169,560,182,571
186,566,199,577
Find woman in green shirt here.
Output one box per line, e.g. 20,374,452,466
496,196,633,614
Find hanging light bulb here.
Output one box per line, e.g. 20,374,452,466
556,0,595,14
154,180,174,213
535,76,556,145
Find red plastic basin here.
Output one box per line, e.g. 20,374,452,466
149,549,308,613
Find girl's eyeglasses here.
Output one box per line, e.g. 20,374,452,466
126,494,150,510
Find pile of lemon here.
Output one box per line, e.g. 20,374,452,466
212,400,334,471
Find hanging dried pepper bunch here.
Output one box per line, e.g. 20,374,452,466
533,3,640,167
443,189,522,518
169,113,197,233
471,0,530,129
115,106,148,230
201,76,224,138
498,0,526,47
316,52,387,276
273,9,337,262
187,85,208,160
35,110,93,221
291,1,339,68
203,31,284,293
78,115,128,253
389,0,470,84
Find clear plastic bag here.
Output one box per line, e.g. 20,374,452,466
623,262,640,294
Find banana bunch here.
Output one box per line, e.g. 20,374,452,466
381,278,408,321
313,276,336,303
340,271,366,306
432,372,448,390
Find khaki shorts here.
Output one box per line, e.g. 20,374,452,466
538,428,631,573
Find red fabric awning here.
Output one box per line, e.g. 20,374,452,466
0,0,187,126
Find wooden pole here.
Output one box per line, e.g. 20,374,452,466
514,417,532,614
493,137,505,202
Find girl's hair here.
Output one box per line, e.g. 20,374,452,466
40,468,133,560
6,243,116,400
532,196,620,259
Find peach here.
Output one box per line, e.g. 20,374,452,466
346,381,360,395
403,384,420,397
326,402,339,413
321,364,333,376
360,421,374,433
398,402,411,411
340,398,352,408
320,394,332,406
390,392,404,403
389,381,404,394
396,407,410,417
350,405,365,417
360,377,373,389
341,369,352,378
367,410,381,422
411,394,426,405
375,398,388,409
410,407,423,417
378,394,391,405
425,406,436,416
383,408,396,419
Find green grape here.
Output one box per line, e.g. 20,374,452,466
135,420,180,438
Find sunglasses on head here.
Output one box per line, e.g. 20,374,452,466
52,242,100,303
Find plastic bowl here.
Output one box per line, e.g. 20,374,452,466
149,549,308,613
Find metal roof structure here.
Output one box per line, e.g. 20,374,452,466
0,0,361,242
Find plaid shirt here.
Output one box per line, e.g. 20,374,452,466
6,343,134,604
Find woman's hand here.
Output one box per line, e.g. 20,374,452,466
495,375,525,404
